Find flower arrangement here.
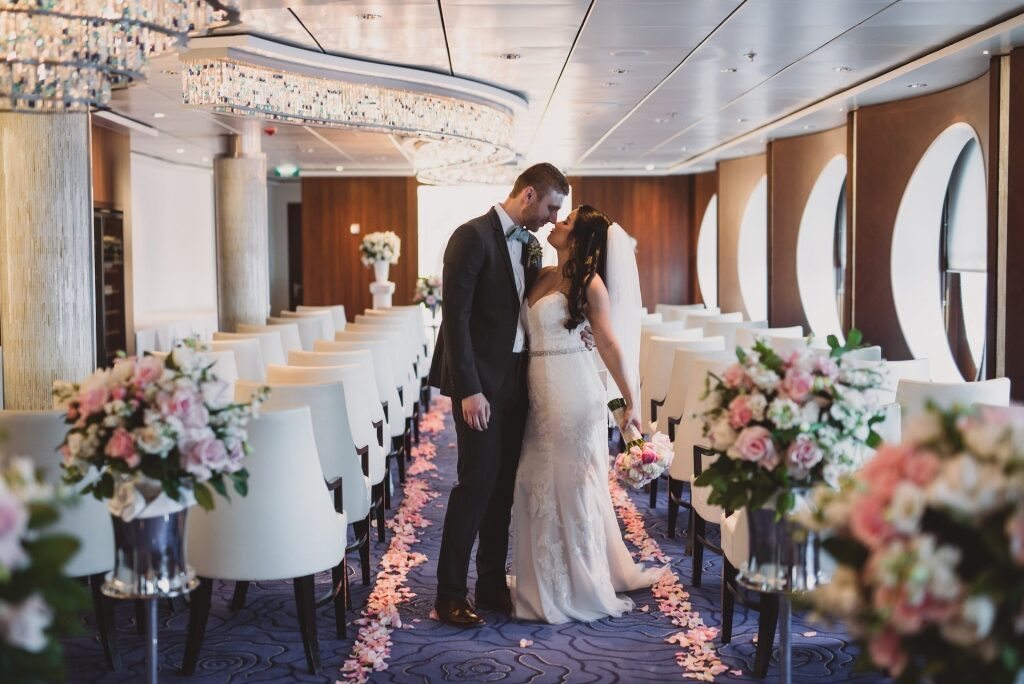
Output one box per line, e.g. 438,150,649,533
413,276,442,310
613,433,674,489
359,231,401,267
806,405,1024,684
694,330,888,516
54,339,268,518
0,457,89,681
526,240,544,270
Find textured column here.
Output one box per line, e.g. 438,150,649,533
214,129,270,331
0,113,95,409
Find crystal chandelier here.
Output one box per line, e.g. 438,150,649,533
0,0,238,112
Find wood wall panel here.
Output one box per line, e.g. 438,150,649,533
692,171,718,305
567,175,695,308
717,154,767,319
850,74,989,361
300,177,418,318
767,126,847,331
90,122,130,210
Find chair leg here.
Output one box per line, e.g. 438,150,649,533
344,561,352,610
353,517,372,585
382,461,392,510
721,560,737,644
230,581,249,611
376,489,387,543
181,577,214,675
667,477,681,539
413,400,422,444
293,575,322,675
332,560,347,639
685,508,696,557
134,600,146,635
691,515,705,587
754,593,780,678
89,573,121,671
648,476,659,508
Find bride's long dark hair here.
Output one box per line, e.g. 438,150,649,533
563,205,612,330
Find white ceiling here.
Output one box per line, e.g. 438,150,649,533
108,0,1024,177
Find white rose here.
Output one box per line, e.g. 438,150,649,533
748,393,767,421
942,595,997,647
927,454,1007,517
963,422,1009,462
0,594,53,653
904,411,944,445
170,346,200,373
887,482,926,534
748,367,780,392
709,418,738,450
135,426,174,456
768,398,801,430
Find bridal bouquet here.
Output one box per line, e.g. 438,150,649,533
359,231,401,266
609,398,674,488
0,457,89,682
413,276,442,309
806,405,1024,684
54,338,268,519
693,330,888,516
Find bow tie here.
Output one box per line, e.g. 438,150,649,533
505,225,530,244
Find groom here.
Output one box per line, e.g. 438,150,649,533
429,163,570,626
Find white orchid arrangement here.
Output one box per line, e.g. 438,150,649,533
805,404,1024,684
360,231,402,267
694,330,888,516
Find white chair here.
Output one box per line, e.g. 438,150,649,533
343,323,419,402
235,380,378,584
213,331,286,366
895,377,1011,425
705,319,768,348
656,303,706,322
183,406,347,676
642,313,663,325
149,350,240,386
208,338,266,383
335,330,416,422
644,335,719,429
657,344,733,437
844,345,883,361
238,323,303,355
684,310,742,332
280,309,336,341
365,308,428,363
296,304,347,330
848,357,931,405
0,410,119,669
640,327,703,387
268,315,323,351
735,325,804,349
765,336,827,358
875,402,902,445
353,315,422,369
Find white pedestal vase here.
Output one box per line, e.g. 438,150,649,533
372,260,390,284
370,281,395,309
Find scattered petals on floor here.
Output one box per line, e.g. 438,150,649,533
608,476,733,682
339,401,446,683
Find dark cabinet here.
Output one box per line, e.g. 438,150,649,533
94,209,126,367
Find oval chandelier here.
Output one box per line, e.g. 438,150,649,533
0,0,238,112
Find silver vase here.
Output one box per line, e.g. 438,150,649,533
102,510,198,599
738,505,825,594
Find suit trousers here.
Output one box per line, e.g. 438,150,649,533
436,352,529,601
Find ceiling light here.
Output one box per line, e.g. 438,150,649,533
838,107,845,112
737,118,747,123
305,148,315,153
175,148,185,154
802,125,815,131
358,12,382,20
201,156,209,163
983,50,990,55
680,146,687,152
611,67,629,75
499,52,521,61
601,81,618,87
153,112,166,118
645,164,655,171
611,49,649,58
834,66,852,73
335,165,345,172
721,67,737,74
907,83,928,89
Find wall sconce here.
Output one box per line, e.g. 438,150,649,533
350,223,361,234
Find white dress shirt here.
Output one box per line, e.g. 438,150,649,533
494,203,527,353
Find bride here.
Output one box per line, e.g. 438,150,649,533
511,204,664,624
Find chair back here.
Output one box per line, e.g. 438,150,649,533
643,335,721,427
208,338,265,382
844,345,883,362
896,377,1011,424
344,323,418,381
214,331,285,366
314,339,403,436
279,309,335,340
667,354,735,483
656,343,732,434
655,303,706,322
288,350,382,413
334,330,416,415
684,310,742,332
235,381,369,521
641,313,663,325
735,325,804,349
149,350,239,385
267,316,323,351
352,315,421,365
296,305,347,330
704,319,767,348
186,407,345,581
237,323,302,354
364,308,428,359
640,326,703,385
0,410,115,577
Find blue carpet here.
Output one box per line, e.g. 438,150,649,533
63,401,890,683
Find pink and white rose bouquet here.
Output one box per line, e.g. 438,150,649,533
54,338,268,518
0,457,89,681
412,275,442,310
694,330,888,515
806,404,1024,684
613,432,674,489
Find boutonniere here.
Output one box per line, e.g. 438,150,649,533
527,240,544,270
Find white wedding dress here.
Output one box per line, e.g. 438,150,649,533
510,291,663,624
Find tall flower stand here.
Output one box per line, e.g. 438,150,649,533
370,281,395,309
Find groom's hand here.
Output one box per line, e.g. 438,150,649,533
581,326,596,351
462,393,491,431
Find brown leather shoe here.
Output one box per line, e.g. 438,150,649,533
434,597,485,627
474,587,513,614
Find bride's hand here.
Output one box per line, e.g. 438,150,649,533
621,405,642,433
580,326,596,351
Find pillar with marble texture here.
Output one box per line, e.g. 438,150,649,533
0,113,96,409
214,129,270,332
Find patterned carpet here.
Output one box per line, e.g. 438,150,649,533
63,398,891,683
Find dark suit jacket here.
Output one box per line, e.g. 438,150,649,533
429,208,541,400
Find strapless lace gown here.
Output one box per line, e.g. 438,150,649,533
510,292,663,624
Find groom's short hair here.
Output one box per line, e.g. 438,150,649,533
511,163,570,199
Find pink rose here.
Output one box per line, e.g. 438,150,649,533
425,295,437,306
641,449,657,465
158,388,209,429
786,434,823,479
182,438,229,480
111,386,127,400
860,444,909,499
850,494,892,549
868,629,907,675
104,427,140,468
814,355,839,379
902,449,941,487
727,395,754,429
781,367,814,402
722,363,746,389
134,355,165,386
729,426,777,469
77,385,108,417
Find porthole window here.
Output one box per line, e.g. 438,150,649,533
737,176,768,322
696,195,718,308
796,155,847,341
